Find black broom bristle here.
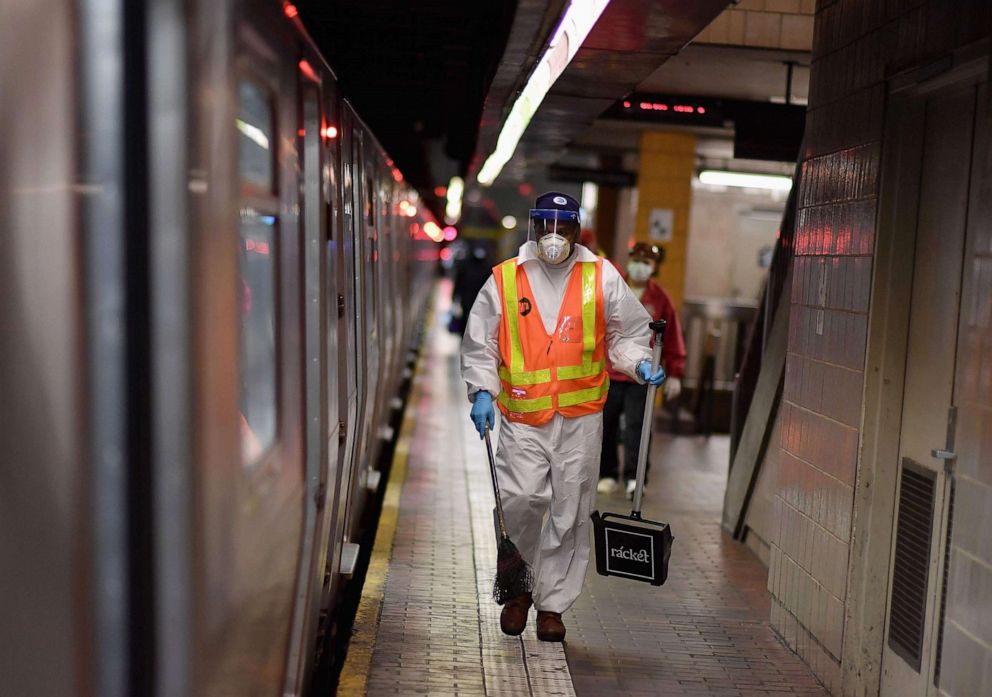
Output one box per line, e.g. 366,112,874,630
493,537,534,605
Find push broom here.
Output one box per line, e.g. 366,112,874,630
484,427,534,604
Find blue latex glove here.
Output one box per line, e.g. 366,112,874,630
470,391,496,439
637,360,667,386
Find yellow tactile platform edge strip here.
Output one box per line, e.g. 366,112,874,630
337,355,423,696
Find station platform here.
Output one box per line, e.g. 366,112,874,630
338,302,829,697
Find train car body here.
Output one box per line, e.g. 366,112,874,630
0,1,436,695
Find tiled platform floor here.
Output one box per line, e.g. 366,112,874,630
568,436,827,696
341,304,827,697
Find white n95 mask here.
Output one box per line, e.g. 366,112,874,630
537,233,570,265
627,260,654,283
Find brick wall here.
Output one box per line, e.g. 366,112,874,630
765,0,991,694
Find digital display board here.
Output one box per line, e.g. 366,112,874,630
604,93,806,162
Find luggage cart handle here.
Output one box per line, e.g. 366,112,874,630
631,319,666,519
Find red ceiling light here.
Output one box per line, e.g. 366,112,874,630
442,226,457,241
298,59,318,83
434,185,447,197
283,2,299,18
623,100,631,108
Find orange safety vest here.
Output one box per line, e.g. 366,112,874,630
493,258,609,426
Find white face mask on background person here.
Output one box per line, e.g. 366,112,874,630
537,233,571,265
626,260,654,283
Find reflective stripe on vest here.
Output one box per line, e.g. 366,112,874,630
497,391,553,413
558,378,610,408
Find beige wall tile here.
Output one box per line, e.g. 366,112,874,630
765,0,802,12
744,11,783,48
736,0,767,10
726,9,747,44
781,13,815,50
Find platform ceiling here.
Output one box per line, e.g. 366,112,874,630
298,1,739,212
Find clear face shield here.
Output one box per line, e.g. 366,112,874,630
528,209,580,265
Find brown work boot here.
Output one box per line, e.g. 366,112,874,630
499,592,532,636
536,611,566,642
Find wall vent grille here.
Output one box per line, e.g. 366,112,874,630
887,459,936,672
934,479,955,687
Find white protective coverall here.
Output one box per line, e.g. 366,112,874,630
461,241,652,613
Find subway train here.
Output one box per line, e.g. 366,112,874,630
2,1,436,696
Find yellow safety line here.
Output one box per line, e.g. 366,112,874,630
337,357,423,696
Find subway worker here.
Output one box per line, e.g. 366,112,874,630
461,192,666,641
599,242,687,498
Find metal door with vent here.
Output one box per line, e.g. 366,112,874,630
880,80,984,696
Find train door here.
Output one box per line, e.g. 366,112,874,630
380,178,397,421
282,58,337,695
362,149,382,471
320,79,350,610
362,152,385,470
333,106,361,577
879,77,987,696
200,19,307,694
343,114,370,542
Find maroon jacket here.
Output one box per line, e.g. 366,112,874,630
607,278,686,382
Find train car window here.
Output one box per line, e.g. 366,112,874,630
237,80,275,196
237,77,279,466
238,210,278,464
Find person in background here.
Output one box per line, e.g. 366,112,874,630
451,246,491,336
598,242,686,498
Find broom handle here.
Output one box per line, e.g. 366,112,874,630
484,427,509,540
632,319,666,519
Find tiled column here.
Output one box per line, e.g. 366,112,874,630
634,131,695,309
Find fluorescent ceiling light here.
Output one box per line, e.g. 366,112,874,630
476,0,611,186
445,176,464,222
581,181,598,212
501,215,517,229
698,170,792,191
236,118,270,150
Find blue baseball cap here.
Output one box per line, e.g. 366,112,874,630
530,191,581,223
